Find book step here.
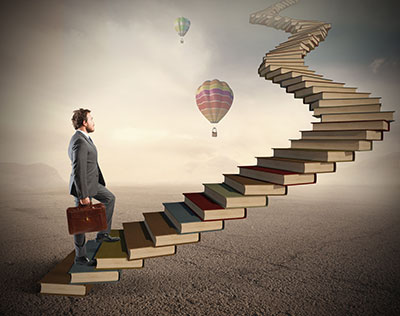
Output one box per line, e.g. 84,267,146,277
122,221,176,260
264,56,304,62
301,130,383,141
69,240,120,284
239,166,316,186
95,230,143,270
320,111,394,122
265,67,319,80
288,27,328,39
265,53,304,59
295,86,358,98
273,148,354,162
163,202,224,234
312,120,390,131
289,33,325,44
269,43,309,53
286,33,321,43
203,183,268,208
313,104,381,116
276,38,316,50
263,66,316,79
223,174,287,196
256,156,335,173
279,74,333,85
183,192,247,221
143,212,200,247
288,31,324,41
291,139,372,151
271,41,311,53
304,92,371,104
40,251,94,296
263,64,310,72
286,80,345,92
310,97,382,109
264,61,305,68
266,51,306,58
275,41,315,52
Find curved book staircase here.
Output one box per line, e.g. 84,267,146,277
40,0,395,296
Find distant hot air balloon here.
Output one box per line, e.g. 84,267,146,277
195,79,234,137
174,17,190,44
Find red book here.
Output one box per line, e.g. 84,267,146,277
183,193,246,221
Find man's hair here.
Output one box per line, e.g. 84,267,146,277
71,108,91,130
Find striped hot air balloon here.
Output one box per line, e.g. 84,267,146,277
195,79,234,137
174,17,191,43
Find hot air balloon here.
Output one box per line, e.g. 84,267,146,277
195,79,234,137
174,17,190,44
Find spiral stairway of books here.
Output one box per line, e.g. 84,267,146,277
40,0,395,296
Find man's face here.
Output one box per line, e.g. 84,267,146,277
84,113,95,133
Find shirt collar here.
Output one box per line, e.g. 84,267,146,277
77,129,90,139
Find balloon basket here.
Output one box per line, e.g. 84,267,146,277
180,38,184,44
212,127,217,137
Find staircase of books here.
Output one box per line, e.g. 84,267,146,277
40,0,395,296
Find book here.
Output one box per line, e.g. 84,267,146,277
203,183,268,208
290,139,372,151
304,92,371,104
123,221,176,260
273,148,354,162
294,86,357,98
313,104,381,116
256,157,335,173
94,230,143,270
223,174,287,196
239,166,316,185
279,74,333,86
300,130,383,140
310,97,381,109
263,66,316,79
286,80,345,93
143,212,200,247
163,202,224,234
183,192,246,221
312,120,390,131
320,111,394,122
68,240,120,284
40,251,93,296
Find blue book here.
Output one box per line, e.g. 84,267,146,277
163,202,224,234
69,240,120,284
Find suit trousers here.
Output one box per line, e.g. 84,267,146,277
73,184,116,257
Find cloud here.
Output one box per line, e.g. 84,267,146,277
369,58,385,74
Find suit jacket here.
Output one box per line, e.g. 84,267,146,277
68,131,105,199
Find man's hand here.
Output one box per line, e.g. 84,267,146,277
80,197,90,205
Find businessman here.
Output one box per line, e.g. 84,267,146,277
68,108,119,266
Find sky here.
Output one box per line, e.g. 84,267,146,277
0,0,399,187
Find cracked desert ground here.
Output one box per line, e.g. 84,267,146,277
0,183,399,316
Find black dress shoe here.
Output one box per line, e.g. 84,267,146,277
74,256,97,266
96,233,120,243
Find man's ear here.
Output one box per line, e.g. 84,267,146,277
82,120,88,127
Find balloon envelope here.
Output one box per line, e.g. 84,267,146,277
196,79,233,124
174,17,190,37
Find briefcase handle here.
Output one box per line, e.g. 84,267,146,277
78,202,93,208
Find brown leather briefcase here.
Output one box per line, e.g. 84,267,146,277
66,202,107,235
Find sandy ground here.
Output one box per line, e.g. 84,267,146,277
0,184,399,316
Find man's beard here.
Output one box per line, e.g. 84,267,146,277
86,126,95,133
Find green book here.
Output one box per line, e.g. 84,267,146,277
69,240,120,284
94,230,143,270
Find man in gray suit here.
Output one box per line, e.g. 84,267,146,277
68,108,120,266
